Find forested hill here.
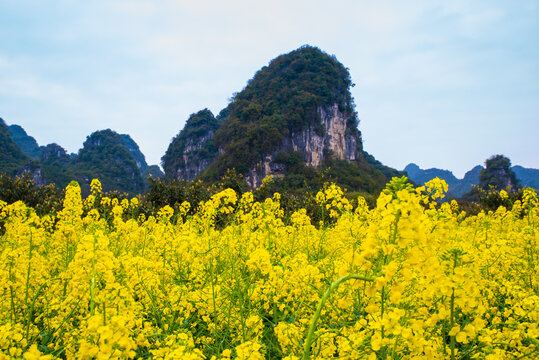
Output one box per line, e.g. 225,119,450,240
164,45,402,193
0,121,163,195
162,108,224,181
208,45,358,176
0,118,29,175
72,130,145,194
8,124,42,159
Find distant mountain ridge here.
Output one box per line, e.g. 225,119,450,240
1,118,163,194
404,163,538,198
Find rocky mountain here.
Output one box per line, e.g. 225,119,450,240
162,108,222,181
404,163,459,189
73,129,145,194
39,143,74,188
120,133,164,180
164,46,402,192
479,155,519,192
449,166,483,198
120,134,148,172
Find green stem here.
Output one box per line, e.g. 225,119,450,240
302,274,373,360
90,236,96,316
450,288,455,360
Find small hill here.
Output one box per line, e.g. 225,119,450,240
73,129,145,194
479,155,519,191
39,143,74,188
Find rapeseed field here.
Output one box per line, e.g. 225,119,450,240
0,178,537,359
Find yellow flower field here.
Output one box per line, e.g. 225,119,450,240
0,178,537,359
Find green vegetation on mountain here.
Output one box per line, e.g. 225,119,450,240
73,129,145,195
143,165,164,179
8,124,42,158
511,165,539,190
479,154,520,191
120,134,148,171
162,109,222,179
1,119,165,194
39,143,74,188
205,45,357,178
0,118,29,175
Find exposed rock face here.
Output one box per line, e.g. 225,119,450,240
162,109,221,181
479,155,520,192
40,143,70,165
175,132,216,181
16,165,46,186
120,134,148,171
246,103,361,188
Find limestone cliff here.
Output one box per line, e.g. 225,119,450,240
176,132,216,181
246,103,361,187
162,109,222,181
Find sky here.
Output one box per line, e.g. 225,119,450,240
0,0,537,178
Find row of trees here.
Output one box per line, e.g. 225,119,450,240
1,155,531,232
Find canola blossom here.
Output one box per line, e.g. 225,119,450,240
0,178,537,359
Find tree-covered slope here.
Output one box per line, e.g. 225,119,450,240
39,143,74,188
479,155,520,191
8,124,42,158
0,118,29,175
120,134,148,172
162,109,223,181
206,45,359,178
73,129,144,194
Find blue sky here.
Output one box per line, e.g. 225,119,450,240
1,0,537,178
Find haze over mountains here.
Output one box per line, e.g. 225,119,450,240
1,46,537,196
